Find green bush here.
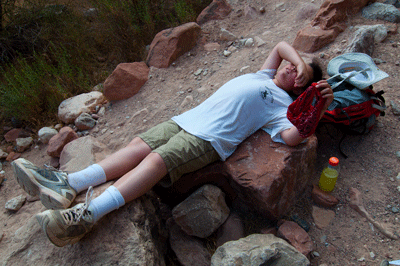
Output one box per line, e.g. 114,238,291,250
0,44,91,126
0,0,211,128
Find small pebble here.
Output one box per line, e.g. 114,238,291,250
312,251,320,257
223,50,232,57
358,257,366,262
370,251,375,259
194,69,203,76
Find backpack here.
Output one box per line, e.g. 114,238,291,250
319,82,386,135
318,53,388,158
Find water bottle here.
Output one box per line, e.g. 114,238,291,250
318,157,340,192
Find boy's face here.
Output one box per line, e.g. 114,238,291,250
276,63,314,95
278,63,298,89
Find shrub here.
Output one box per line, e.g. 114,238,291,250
0,0,211,128
0,44,91,126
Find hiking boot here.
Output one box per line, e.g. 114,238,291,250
36,187,95,247
11,158,77,209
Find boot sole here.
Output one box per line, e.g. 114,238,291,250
12,159,71,209
36,211,85,247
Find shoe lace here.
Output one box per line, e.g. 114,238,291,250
43,164,69,174
62,186,93,225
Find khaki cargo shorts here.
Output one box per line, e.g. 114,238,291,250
138,120,220,187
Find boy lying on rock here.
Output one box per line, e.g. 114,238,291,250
12,41,334,247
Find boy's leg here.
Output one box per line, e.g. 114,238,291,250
36,152,168,247
11,120,179,210
113,152,167,202
96,137,152,181
68,137,152,192
10,137,152,210
35,129,219,247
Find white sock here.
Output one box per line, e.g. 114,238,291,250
88,186,125,223
67,164,107,193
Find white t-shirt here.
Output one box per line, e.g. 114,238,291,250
172,69,294,161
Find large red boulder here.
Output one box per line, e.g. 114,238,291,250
293,26,339,53
196,0,232,25
103,62,149,101
293,0,372,52
156,130,318,221
146,22,201,68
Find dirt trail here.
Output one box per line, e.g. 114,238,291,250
1,0,400,265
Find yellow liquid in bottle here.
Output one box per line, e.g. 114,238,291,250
318,167,338,192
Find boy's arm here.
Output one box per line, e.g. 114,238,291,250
260,41,309,87
281,80,334,146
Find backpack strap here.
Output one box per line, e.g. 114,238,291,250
370,90,386,113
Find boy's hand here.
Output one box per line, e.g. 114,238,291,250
314,80,334,119
294,63,310,88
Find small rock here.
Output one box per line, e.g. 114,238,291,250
240,66,251,73
54,124,63,130
38,127,58,144
391,206,399,213
390,101,400,115
276,3,285,11
6,151,21,162
75,113,96,131
312,205,336,229
5,195,26,211
254,36,266,47
0,149,8,159
396,172,400,179
0,171,4,185
373,58,385,64
312,251,320,257
223,50,232,57
227,46,237,53
311,184,339,208
277,220,314,257
220,28,237,41
244,38,254,47
370,252,375,259
16,137,33,153
194,69,203,76
97,106,106,116
180,96,194,108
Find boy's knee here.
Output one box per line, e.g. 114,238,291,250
128,137,152,153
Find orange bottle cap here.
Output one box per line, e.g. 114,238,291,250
329,157,339,166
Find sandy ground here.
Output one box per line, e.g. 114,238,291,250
1,0,400,265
